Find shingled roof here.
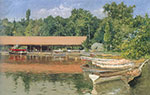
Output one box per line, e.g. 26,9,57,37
0,36,87,45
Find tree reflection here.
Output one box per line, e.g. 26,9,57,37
3,62,150,95
3,63,150,95
91,80,131,95
130,62,150,95
4,72,92,94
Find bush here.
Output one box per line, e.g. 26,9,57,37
91,43,104,52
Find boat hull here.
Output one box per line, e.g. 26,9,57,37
81,64,121,73
9,52,27,55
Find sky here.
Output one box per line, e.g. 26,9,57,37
1,0,150,21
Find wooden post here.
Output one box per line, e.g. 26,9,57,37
38,46,39,52
40,45,42,52
47,46,49,52
30,45,32,52
52,45,54,52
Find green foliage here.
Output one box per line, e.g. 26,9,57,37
24,20,34,36
82,37,92,51
0,19,6,36
2,2,150,59
1,18,13,36
103,2,135,20
93,30,104,43
104,22,112,50
26,9,31,21
120,17,150,59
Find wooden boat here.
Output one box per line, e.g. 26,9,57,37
95,69,134,77
82,58,149,84
81,64,121,73
92,61,134,70
89,74,124,84
52,53,66,57
80,56,115,61
9,52,27,55
81,64,135,77
9,49,27,55
89,68,141,84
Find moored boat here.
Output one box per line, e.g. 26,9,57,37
88,68,141,84
81,56,134,70
81,56,149,85
9,49,27,55
81,64,122,73
81,63,135,77
89,74,123,84
92,61,134,70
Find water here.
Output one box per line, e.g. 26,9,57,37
0,72,92,95
129,61,150,95
0,55,150,95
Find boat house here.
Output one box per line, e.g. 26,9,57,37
0,36,87,52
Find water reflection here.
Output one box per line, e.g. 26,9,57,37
91,80,131,95
0,55,85,74
82,72,131,95
129,62,150,95
0,70,132,95
0,55,150,95
0,55,81,64
0,72,92,95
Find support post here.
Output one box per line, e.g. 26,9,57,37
30,45,32,52
47,46,49,52
40,45,42,52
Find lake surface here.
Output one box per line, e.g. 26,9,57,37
0,55,150,95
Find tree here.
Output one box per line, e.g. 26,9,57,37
2,18,13,36
26,9,31,26
0,19,6,35
24,20,34,36
53,16,66,36
32,19,44,36
103,2,135,20
93,25,104,43
40,16,56,36
82,37,92,51
102,2,136,51
26,9,31,21
104,22,112,51
120,14,150,59
70,8,97,37
12,20,17,35
65,20,76,36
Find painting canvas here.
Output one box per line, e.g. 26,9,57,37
0,0,150,95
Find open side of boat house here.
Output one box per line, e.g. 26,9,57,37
0,36,87,52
